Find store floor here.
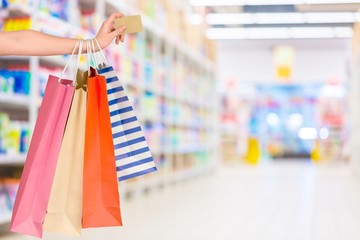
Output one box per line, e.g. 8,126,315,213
2,161,360,240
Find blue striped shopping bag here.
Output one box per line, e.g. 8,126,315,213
97,65,157,181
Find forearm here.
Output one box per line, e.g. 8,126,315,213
0,30,94,56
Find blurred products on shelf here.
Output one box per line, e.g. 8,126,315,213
0,177,20,224
0,112,30,155
3,17,31,31
0,67,30,96
220,82,347,164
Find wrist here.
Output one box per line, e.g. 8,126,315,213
94,36,106,51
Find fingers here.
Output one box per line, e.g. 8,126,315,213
112,26,126,38
111,23,116,32
106,12,125,25
102,13,125,33
98,13,126,47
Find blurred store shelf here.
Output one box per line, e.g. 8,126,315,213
0,154,26,165
0,94,29,108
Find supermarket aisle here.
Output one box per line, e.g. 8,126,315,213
3,161,360,240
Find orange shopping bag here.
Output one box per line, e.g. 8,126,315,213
82,67,122,228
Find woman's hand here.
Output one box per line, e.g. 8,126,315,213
95,13,127,49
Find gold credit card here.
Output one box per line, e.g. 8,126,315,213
114,15,143,34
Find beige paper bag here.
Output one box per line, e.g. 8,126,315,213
43,70,88,235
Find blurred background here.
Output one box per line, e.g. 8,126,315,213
1,0,360,239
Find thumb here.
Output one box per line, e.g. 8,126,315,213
112,26,127,37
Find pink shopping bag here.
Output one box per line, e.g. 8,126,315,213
10,41,82,238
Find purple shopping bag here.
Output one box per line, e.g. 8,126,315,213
10,41,83,238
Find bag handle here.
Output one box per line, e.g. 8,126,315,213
86,39,95,73
74,39,84,87
90,39,99,69
94,38,108,65
90,38,108,68
58,40,79,83
58,39,84,86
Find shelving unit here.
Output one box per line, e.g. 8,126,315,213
349,23,360,176
0,0,218,225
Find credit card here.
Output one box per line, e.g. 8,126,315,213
114,15,143,34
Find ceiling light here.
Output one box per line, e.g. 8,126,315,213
206,26,353,39
247,27,289,39
255,13,304,24
305,0,360,4
334,26,353,38
247,0,304,5
319,128,329,139
190,0,245,6
355,12,360,22
205,12,360,25
290,27,335,38
206,28,247,39
206,13,255,25
267,113,280,126
298,127,318,140
305,12,355,23
190,0,360,6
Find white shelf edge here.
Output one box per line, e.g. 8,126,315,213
7,3,32,16
0,212,12,225
0,56,30,61
0,94,30,108
0,56,66,67
39,56,68,66
0,154,26,165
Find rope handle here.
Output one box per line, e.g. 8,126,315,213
58,39,84,86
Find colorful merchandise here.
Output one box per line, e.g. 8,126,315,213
3,17,31,31
0,113,10,154
0,112,29,155
0,68,30,96
0,178,19,218
39,0,69,21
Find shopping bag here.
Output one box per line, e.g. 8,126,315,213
92,39,157,181
10,41,82,238
43,69,88,235
82,66,122,228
